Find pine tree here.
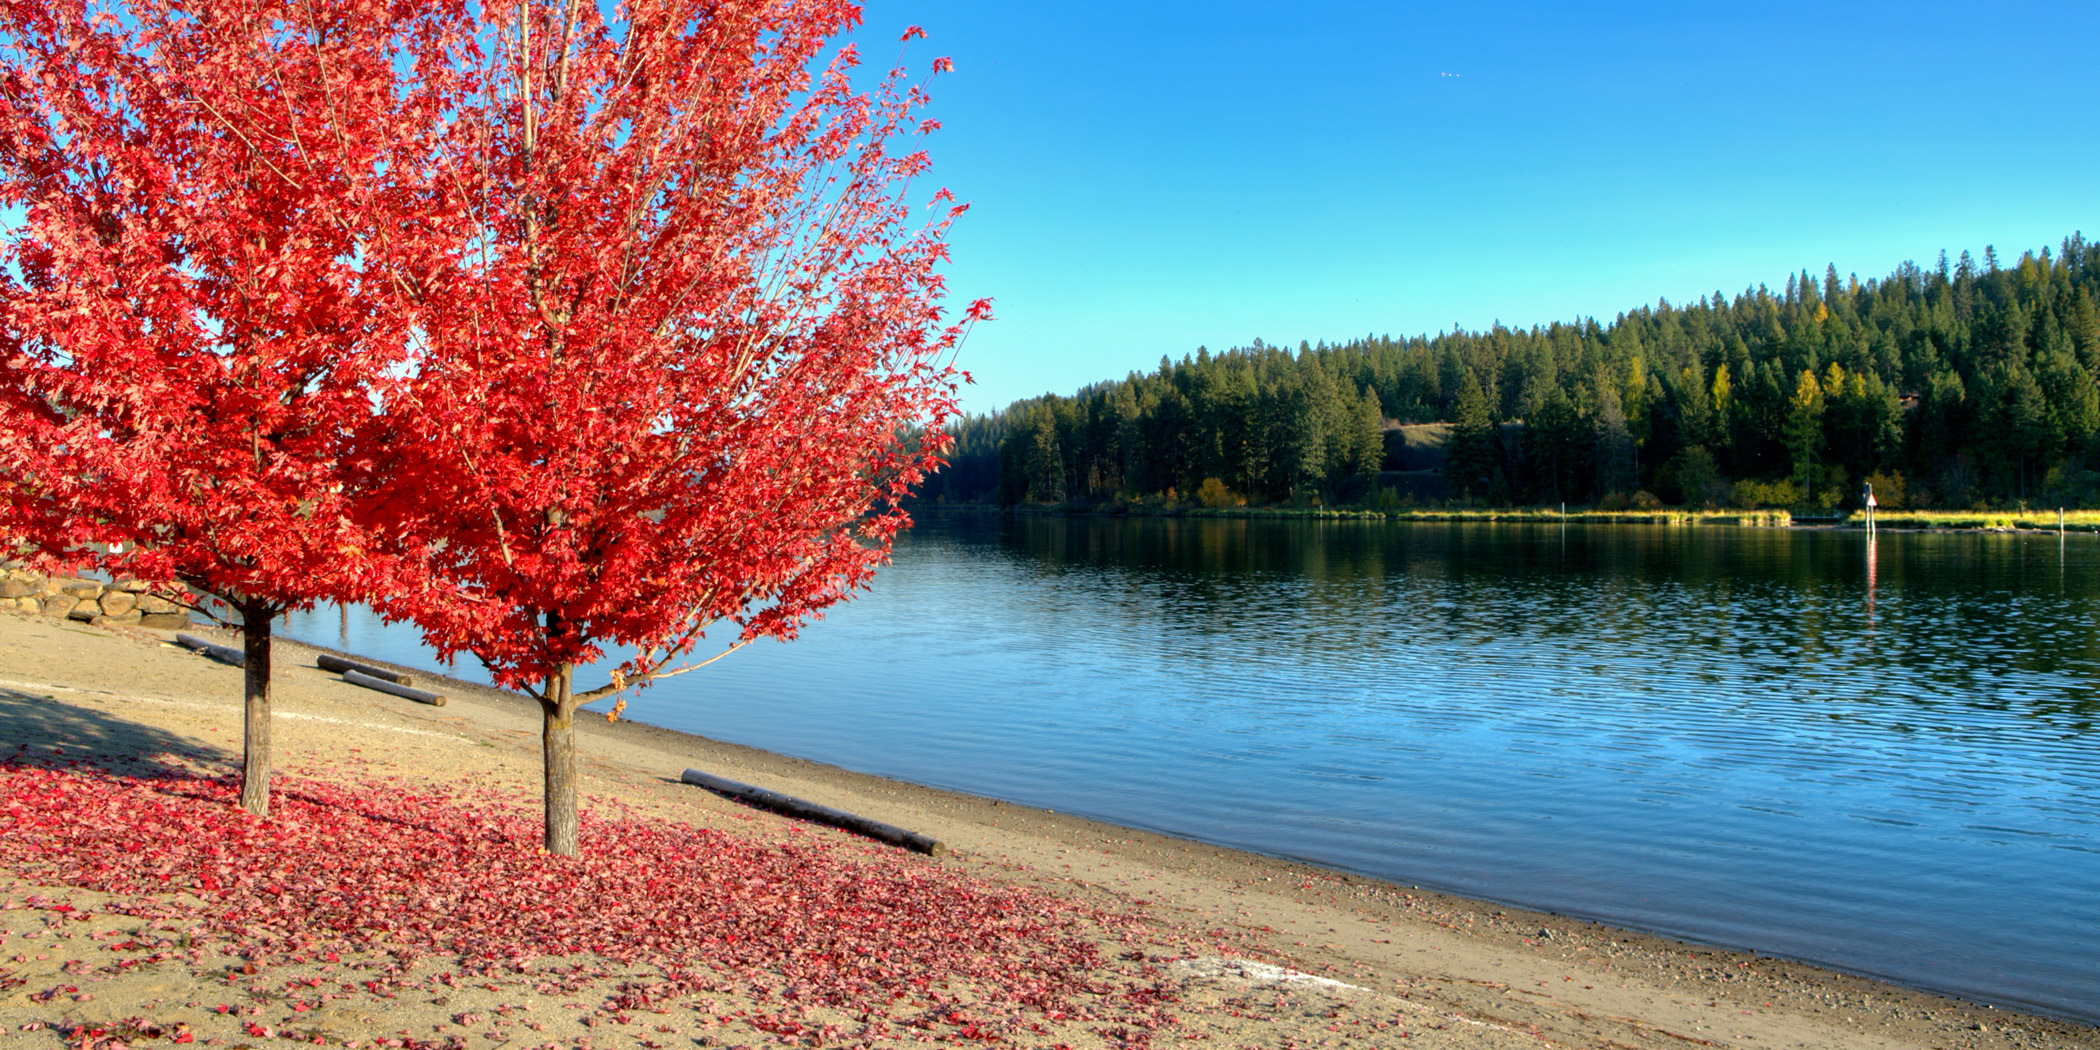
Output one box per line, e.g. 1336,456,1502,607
1785,370,1826,503
1346,386,1385,477
1594,381,1635,497
1521,388,1589,504
1444,374,1502,500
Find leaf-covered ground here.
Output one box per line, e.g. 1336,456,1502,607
0,748,1205,1048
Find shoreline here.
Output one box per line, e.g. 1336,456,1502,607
922,501,2100,534
2,612,2095,1048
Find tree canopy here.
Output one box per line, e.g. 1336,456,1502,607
0,0,454,815
367,0,974,854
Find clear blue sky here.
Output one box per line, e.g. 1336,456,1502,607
851,1,2100,415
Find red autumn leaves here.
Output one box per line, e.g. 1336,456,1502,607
1,755,1192,1044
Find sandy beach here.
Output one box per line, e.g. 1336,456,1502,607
1,609,2093,1049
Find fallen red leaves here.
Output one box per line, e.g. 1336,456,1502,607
0,754,1192,1044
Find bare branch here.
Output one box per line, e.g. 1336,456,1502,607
573,637,749,702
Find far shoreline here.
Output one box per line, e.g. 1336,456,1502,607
917,500,2100,534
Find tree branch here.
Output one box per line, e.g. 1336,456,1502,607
573,636,748,702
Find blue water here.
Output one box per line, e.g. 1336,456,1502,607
281,516,2100,1023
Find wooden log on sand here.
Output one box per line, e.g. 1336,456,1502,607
680,768,945,855
316,653,414,686
341,669,446,707
174,631,244,667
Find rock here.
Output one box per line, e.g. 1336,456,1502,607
114,578,154,592
91,611,143,627
98,591,138,616
38,596,77,618
68,603,99,622
138,611,191,630
0,579,35,599
135,594,178,615
8,597,36,613
58,578,104,599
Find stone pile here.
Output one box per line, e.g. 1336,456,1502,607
0,567,191,629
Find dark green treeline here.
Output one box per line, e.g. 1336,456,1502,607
920,235,2100,511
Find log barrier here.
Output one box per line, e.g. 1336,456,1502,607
174,632,245,667
341,669,445,707
316,653,414,686
680,768,945,855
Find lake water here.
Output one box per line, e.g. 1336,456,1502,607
281,515,2100,1023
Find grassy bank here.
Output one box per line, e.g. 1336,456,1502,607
932,501,2100,532
1865,508,2100,532
952,503,1797,527
1170,506,1794,527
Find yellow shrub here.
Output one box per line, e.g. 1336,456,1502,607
1195,477,1244,508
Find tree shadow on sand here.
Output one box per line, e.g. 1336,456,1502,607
0,687,490,838
0,686,228,777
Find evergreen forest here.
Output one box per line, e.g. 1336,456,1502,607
920,235,2100,512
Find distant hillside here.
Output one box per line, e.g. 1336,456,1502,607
1385,423,1451,471
918,234,2100,511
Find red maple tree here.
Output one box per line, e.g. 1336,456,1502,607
371,0,978,854
0,0,459,815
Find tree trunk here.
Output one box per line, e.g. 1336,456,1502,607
540,662,579,856
237,599,274,817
